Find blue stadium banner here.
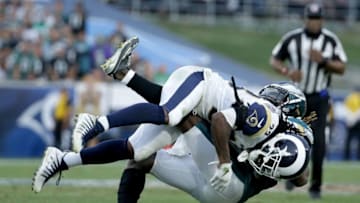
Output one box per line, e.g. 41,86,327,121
0,85,73,157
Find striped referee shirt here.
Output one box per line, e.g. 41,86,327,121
272,28,347,94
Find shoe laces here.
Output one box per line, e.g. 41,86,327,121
55,171,62,186
77,115,96,135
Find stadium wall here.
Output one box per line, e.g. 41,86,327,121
0,82,351,160
0,82,145,157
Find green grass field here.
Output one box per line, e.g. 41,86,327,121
1,159,360,203
156,21,360,75
1,19,359,203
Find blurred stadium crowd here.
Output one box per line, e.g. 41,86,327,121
0,0,357,82
0,0,168,83
0,0,88,81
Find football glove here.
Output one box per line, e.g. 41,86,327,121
210,162,233,193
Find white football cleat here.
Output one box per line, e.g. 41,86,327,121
32,147,66,193
100,36,139,76
71,113,97,152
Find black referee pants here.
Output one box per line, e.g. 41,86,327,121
306,93,330,193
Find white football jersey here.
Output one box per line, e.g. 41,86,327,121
192,68,237,120
161,66,282,151
192,68,282,149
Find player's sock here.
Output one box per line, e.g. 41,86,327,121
62,152,82,168
127,72,162,104
106,103,166,128
118,168,146,203
80,139,133,164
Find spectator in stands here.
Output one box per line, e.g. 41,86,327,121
113,21,128,42
0,32,12,80
29,40,45,80
74,31,92,78
54,0,68,27
153,64,169,85
6,0,25,23
6,40,41,80
76,72,102,146
109,21,128,53
130,52,153,81
43,27,66,62
44,0,66,29
77,73,101,115
0,0,152,82
53,87,72,149
92,36,113,68
21,12,40,43
68,1,86,35
48,43,72,80
0,1,5,23
0,46,8,80
344,86,360,160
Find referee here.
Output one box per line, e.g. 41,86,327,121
269,2,347,199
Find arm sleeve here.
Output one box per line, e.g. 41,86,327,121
127,74,163,104
220,108,237,129
272,34,292,61
333,35,347,63
221,104,248,130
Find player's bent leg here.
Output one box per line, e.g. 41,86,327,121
151,150,238,203
182,125,218,179
123,69,163,104
33,139,135,193
118,168,145,203
32,147,68,193
150,149,204,201
73,105,169,147
129,124,181,162
80,139,133,164
160,66,205,126
118,156,155,203
182,124,244,202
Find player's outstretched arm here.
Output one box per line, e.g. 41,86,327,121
211,112,232,165
209,112,233,192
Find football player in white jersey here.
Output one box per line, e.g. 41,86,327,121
99,60,312,202
32,37,312,202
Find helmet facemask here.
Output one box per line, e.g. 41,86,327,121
248,144,287,179
246,133,310,180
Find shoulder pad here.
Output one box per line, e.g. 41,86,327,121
243,102,272,136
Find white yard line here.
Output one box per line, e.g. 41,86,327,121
0,178,172,189
0,178,359,195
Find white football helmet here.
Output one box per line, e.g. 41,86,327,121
247,132,311,180
259,82,307,118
